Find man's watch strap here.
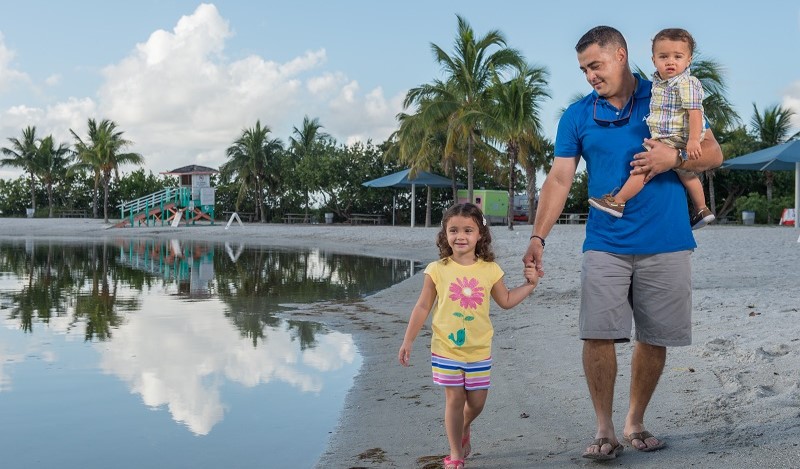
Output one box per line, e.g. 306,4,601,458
676,149,687,169
529,235,545,248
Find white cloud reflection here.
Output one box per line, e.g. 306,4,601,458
0,338,24,392
96,293,356,435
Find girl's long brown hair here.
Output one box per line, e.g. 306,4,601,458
436,203,495,263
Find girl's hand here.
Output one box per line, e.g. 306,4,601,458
398,342,412,367
524,263,540,288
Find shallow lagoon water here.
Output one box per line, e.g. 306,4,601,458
0,238,415,468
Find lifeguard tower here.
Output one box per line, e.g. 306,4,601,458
114,238,215,298
115,165,218,228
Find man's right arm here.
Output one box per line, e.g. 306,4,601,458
523,156,579,276
634,129,723,181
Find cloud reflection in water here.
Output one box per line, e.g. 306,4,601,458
96,294,356,435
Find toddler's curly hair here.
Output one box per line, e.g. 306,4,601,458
436,203,495,263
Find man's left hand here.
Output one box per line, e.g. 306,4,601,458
631,138,677,183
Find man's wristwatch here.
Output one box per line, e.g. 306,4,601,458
529,235,545,248
675,149,687,169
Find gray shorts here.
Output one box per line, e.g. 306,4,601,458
580,250,693,346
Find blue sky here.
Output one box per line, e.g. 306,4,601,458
1,0,798,179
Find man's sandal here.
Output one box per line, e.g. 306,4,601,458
443,455,465,469
624,431,666,452
581,437,624,460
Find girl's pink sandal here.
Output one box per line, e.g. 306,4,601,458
443,455,465,469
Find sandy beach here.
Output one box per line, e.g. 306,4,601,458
1,218,799,468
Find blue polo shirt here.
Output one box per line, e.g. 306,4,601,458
554,74,696,255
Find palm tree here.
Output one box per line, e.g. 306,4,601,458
34,135,73,218
750,103,797,223
289,116,329,219
221,120,283,222
387,109,450,227
405,15,524,202
483,63,550,230
691,58,740,133
1,126,39,212
70,120,103,218
70,119,143,223
520,135,554,224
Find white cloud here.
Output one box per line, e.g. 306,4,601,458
783,81,800,132
44,74,61,86
0,3,404,179
0,32,28,93
307,72,348,95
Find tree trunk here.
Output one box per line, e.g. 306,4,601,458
255,179,265,223
425,186,432,227
717,187,746,219
103,174,111,223
507,143,517,231
47,182,54,218
29,172,36,211
304,189,310,219
467,133,474,203
93,173,100,219
526,165,537,224
765,171,774,224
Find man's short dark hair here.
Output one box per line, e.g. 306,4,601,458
652,28,696,54
575,26,628,53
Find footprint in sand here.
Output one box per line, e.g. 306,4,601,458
757,343,791,358
705,337,734,352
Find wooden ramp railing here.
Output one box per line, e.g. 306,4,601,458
115,187,191,228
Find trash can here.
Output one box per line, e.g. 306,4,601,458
26,208,34,218
742,211,755,225
325,212,334,224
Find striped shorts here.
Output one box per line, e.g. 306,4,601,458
431,353,492,390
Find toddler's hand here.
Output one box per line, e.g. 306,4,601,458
686,140,702,160
398,342,412,367
524,263,540,288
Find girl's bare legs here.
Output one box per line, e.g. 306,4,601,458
462,389,488,457
444,386,467,461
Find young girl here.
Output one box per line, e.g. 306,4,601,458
398,203,539,469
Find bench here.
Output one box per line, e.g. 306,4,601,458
283,213,312,224
349,213,385,225
58,209,88,218
556,213,588,224
223,211,256,222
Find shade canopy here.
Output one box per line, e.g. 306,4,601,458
362,169,462,227
362,168,458,188
721,140,799,229
720,140,800,171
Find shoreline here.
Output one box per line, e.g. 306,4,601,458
2,219,799,468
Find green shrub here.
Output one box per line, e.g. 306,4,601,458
734,192,793,224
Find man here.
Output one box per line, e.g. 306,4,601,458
522,26,722,460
